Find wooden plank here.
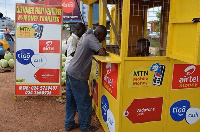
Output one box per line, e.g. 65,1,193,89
0,67,14,73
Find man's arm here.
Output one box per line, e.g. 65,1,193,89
70,51,75,57
98,47,107,56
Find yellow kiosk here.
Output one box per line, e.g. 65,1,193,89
81,0,200,131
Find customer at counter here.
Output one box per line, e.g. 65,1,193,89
65,25,107,132
65,23,86,71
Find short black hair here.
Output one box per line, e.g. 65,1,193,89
76,22,86,31
95,25,107,35
137,38,150,47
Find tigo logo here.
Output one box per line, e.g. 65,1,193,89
16,49,34,65
170,100,190,121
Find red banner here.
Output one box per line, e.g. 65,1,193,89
16,4,62,24
39,40,60,53
90,81,98,106
172,64,200,89
102,63,118,99
34,69,60,83
15,84,60,95
124,97,163,123
26,0,82,23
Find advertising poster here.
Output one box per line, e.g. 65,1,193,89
15,4,62,96
25,0,82,23
102,63,118,99
128,63,166,88
172,64,200,89
101,95,116,132
90,78,98,106
170,100,200,124
123,97,163,124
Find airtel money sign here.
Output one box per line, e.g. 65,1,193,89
62,0,75,13
26,0,81,23
172,64,200,89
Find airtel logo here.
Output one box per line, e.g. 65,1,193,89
179,65,198,83
184,65,196,75
62,2,74,8
62,0,75,13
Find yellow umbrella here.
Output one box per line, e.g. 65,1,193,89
0,39,9,50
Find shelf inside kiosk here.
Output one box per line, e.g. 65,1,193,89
91,0,170,57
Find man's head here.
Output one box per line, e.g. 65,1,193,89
94,25,107,42
135,38,150,56
74,23,86,38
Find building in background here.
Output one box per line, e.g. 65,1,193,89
148,21,159,32
0,17,14,29
81,2,99,24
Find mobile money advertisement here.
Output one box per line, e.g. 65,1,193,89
102,63,118,100
128,63,166,88
172,64,200,89
15,4,62,96
25,0,82,23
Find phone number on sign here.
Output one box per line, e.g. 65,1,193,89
16,85,60,95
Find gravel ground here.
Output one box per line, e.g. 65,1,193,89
0,71,104,132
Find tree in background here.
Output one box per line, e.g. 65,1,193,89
155,11,161,32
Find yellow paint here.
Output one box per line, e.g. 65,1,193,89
81,0,97,5
98,0,106,48
166,59,200,131
109,6,116,44
17,25,35,38
16,78,25,82
88,4,93,29
128,67,154,88
85,0,200,131
120,0,130,58
0,39,9,50
14,96,17,100
167,0,200,64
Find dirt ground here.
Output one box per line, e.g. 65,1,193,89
0,71,104,132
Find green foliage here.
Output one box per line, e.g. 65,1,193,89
62,25,66,29
154,49,159,56
155,11,161,32
150,41,159,47
156,12,161,21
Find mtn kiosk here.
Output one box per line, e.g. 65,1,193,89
81,0,200,131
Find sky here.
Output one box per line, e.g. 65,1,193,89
0,0,25,20
147,7,161,21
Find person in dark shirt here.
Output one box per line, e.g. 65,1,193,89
135,38,154,56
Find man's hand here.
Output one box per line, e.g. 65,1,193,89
98,48,107,56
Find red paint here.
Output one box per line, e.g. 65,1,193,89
124,97,163,123
34,69,59,83
172,64,200,89
39,40,60,53
15,84,60,95
62,0,76,13
102,63,118,99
